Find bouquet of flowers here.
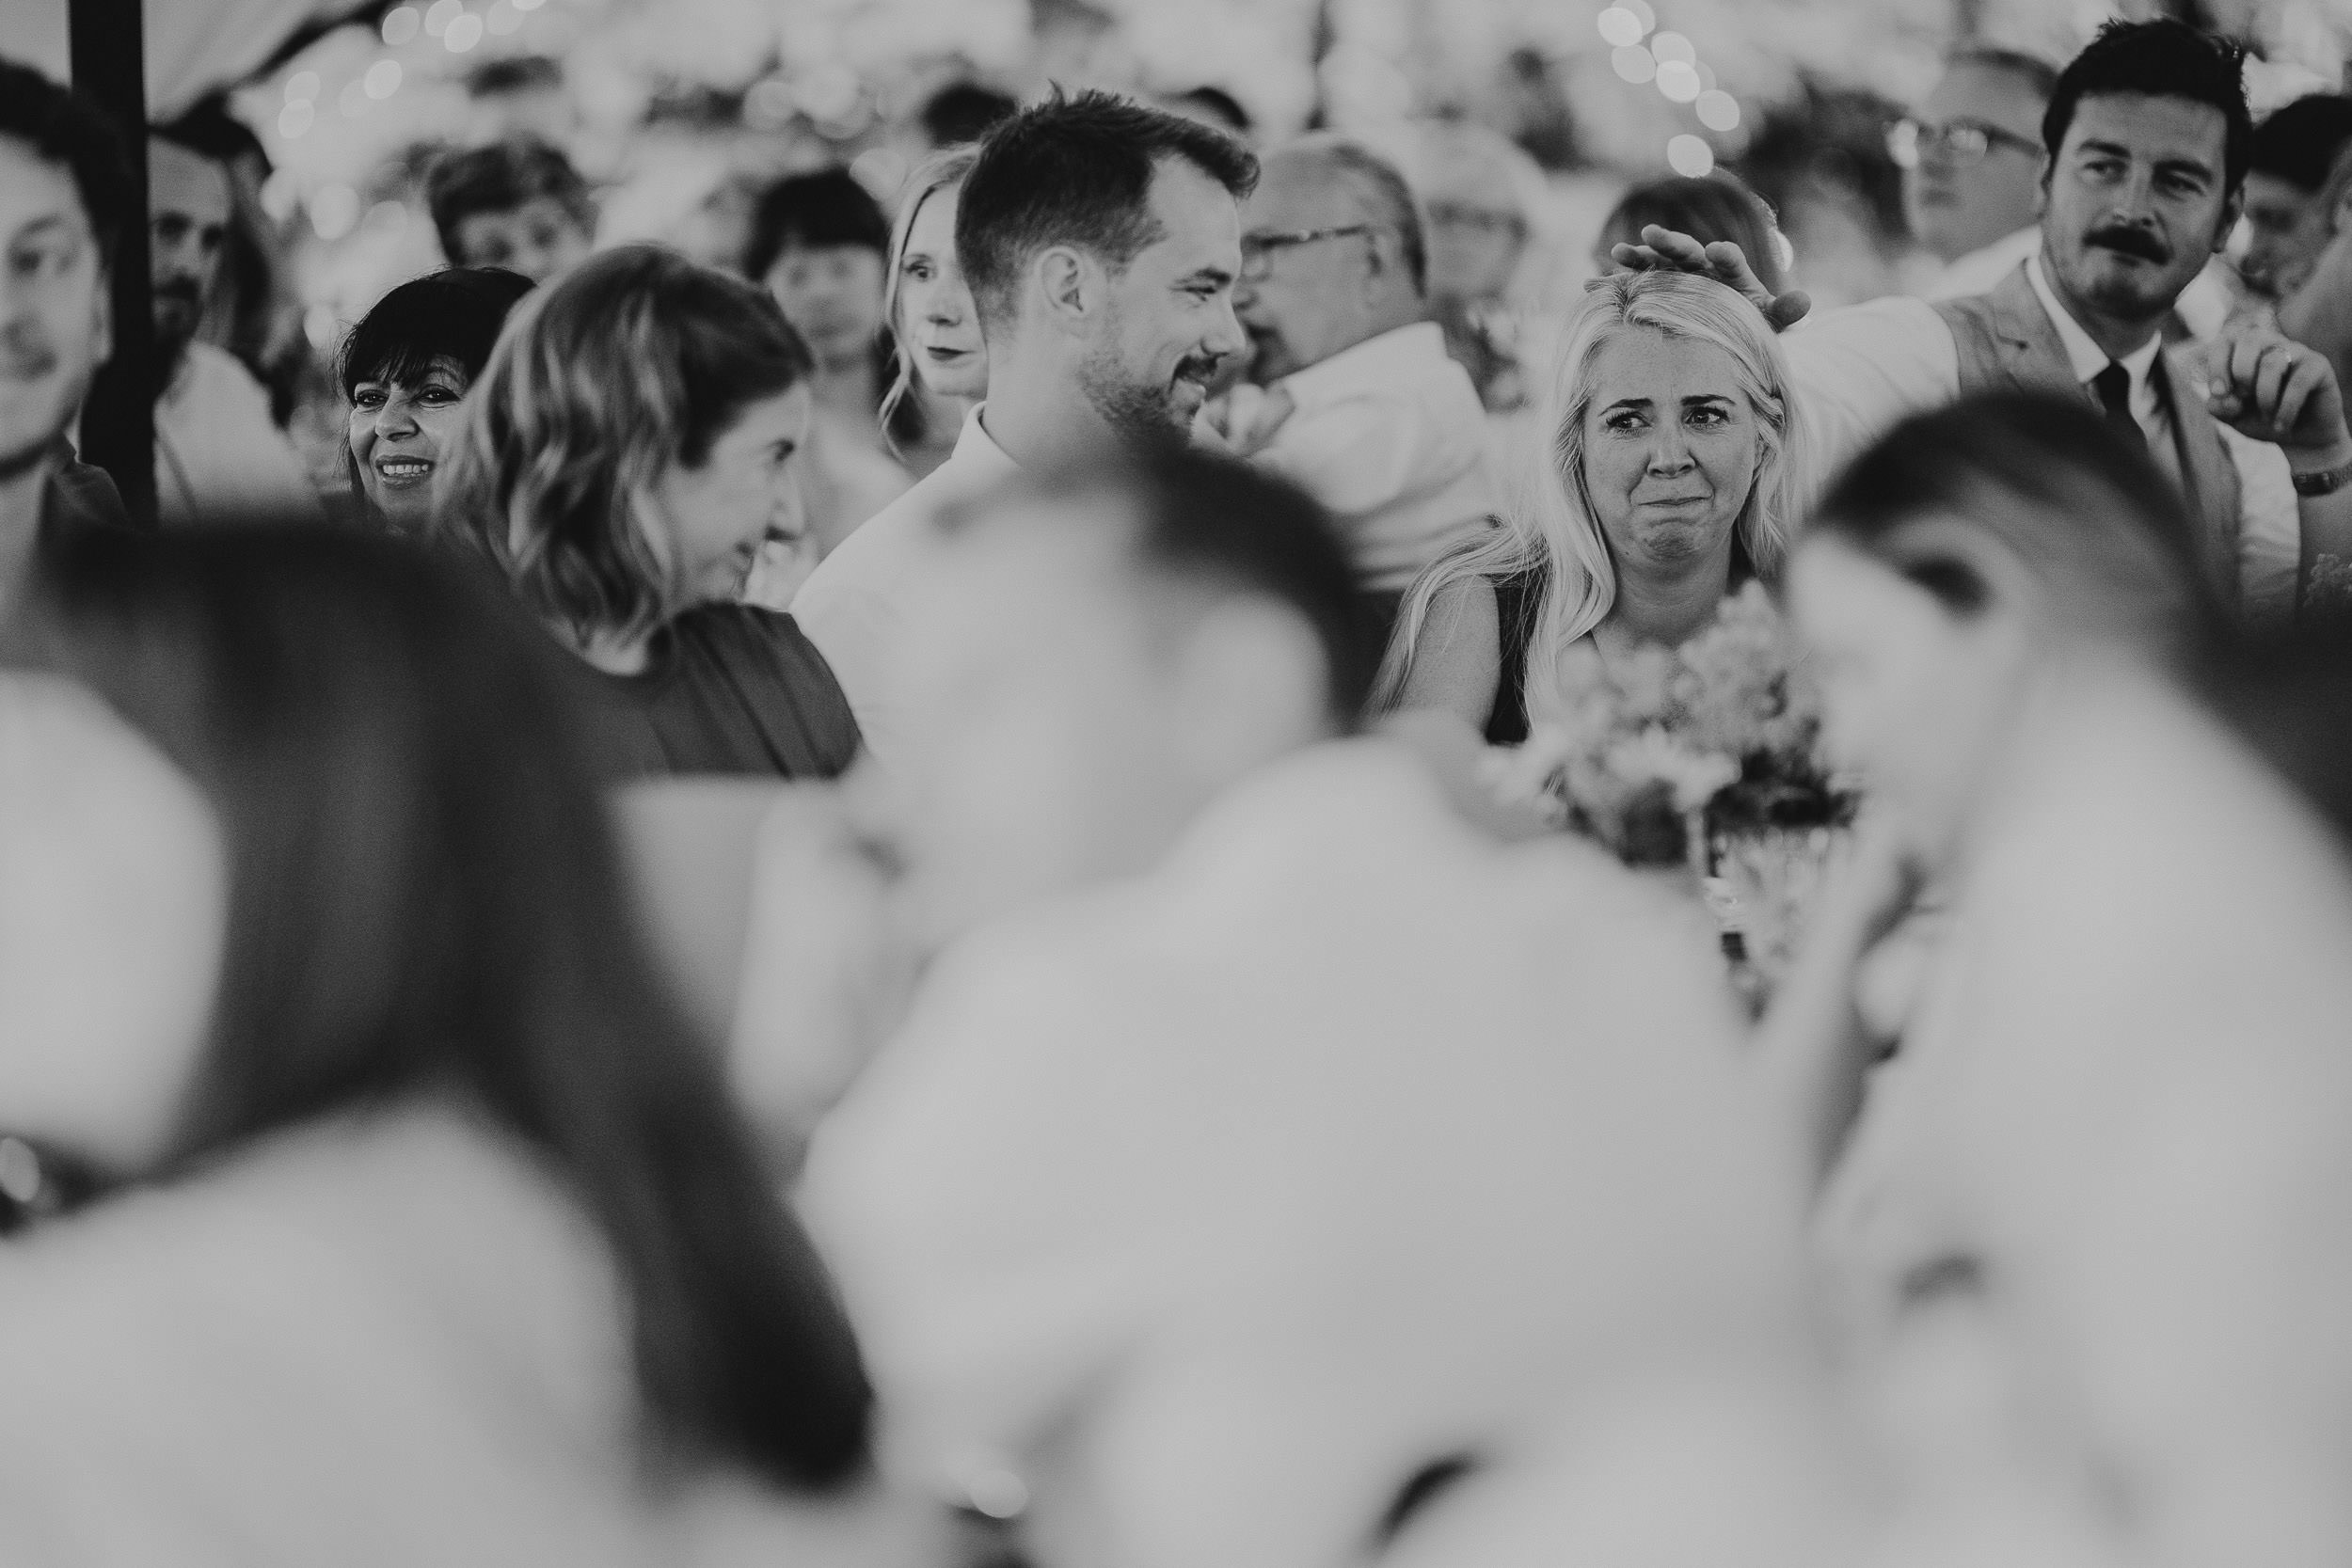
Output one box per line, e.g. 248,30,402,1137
1486,582,1856,994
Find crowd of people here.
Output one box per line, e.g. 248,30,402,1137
5,14,2352,1566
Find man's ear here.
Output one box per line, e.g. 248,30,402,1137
2213,185,2246,256
1036,245,1094,334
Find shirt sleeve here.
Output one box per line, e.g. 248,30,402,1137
2220,427,2300,629
1778,298,1961,489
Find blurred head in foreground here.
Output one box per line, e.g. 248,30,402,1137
1790,389,2216,868
871,444,1372,946
0,524,870,1486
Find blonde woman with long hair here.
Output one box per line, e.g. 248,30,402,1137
877,146,986,479
1378,268,1809,742
437,245,860,779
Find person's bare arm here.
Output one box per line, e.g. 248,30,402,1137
1391,575,1502,731
2202,320,2352,602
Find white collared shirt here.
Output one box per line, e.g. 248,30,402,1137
1918,224,2042,303
1256,321,1496,594
1781,265,2300,625
790,405,1018,774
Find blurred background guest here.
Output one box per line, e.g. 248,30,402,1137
914,79,1017,153
742,166,914,564
0,60,129,641
148,127,321,525
1160,84,1254,141
1411,119,1546,415
1224,134,1492,636
877,147,985,482
335,266,531,531
1889,48,2056,301
424,136,594,282
154,99,308,426
0,525,894,1565
1378,270,1805,745
2239,92,2352,306
437,245,858,779
1592,172,1788,294
1768,393,2352,1568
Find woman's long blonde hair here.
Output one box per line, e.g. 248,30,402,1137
876,145,980,459
1375,268,1810,720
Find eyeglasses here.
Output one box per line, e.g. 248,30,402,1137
1887,117,2042,169
1425,203,1527,237
1239,224,1379,280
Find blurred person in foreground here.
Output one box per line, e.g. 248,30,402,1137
425,136,595,282
335,266,532,531
1377,270,1807,752
1622,20,2350,629
0,59,129,641
2237,93,2352,306
147,126,320,525
878,146,987,481
1214,134,1492,635
741,167,915,578
789,90,1253,775
728,447,1364,1149
787,444,1820,1568
1889,48,2057,301
0,526,906,1565
1761,392,2352,1568
437,245,859,779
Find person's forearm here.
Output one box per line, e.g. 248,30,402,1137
2291,437,2352,602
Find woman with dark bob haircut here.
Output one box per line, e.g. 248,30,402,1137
437,245,860,777
336,266,533,531
0,525,899,1560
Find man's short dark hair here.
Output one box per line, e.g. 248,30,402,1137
990,445,1375,728
2249,93,2352,192
742,166,889,280
920,80,1018,149
424,137,592,263
955,87,1259,328
0,55,135,268
2042,20,2251,193
1947,46,2059,105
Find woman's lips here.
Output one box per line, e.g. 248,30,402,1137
373,455,434,487
922,344,977,361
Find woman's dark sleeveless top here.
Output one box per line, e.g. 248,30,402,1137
1486,563,1549,747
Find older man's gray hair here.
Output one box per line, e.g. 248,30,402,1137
1270,133,1429,296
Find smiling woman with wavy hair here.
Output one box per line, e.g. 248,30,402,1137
437,244,861,778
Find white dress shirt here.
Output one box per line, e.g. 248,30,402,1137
152,342,322,527
803,740,1807,1568
1782,261,2300,625
789,405,1017,775
1918,224,2042,302
1257,321,1496,594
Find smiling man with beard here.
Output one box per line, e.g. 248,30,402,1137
147,131,319,526
790,89,1254,776
1623,19,2352,631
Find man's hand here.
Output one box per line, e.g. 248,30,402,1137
1607,224,1813,332
2201,320,2352,462
1197,383,1296,458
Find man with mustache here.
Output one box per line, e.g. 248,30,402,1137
1624,20,2351,629
1215,135,1493,641
147,130,319,526
790,89,1254,775
0,59,131,641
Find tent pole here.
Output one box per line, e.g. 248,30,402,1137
69,0,157,528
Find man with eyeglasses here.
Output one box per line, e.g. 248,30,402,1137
1218,135,1493,630
1895,48,2058,300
